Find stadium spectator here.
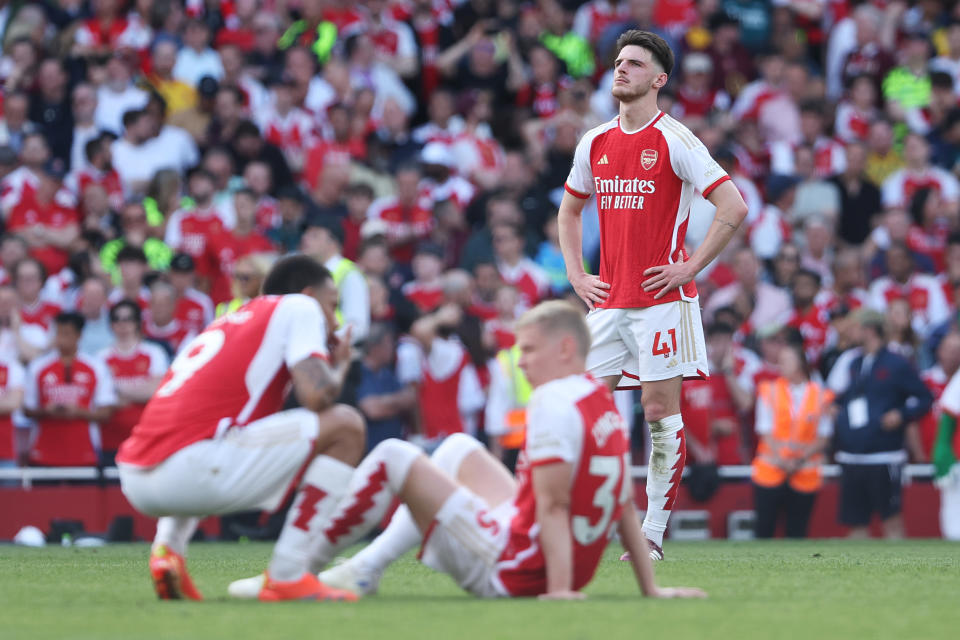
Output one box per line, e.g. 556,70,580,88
203,189,274,307
752,342,834,539
353,322,415,452
23,311,116,467
108,246,150,310
301,215,370,343
98,300,168,467
829,310,933,538
95,54,149,137
0,348,26,469
142,280,195,357
77,276,114,356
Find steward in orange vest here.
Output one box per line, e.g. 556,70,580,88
751,343,835,539
752,378,835,492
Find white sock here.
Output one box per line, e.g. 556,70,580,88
349,434,483,573
153,517,199,556
309,439,421,573
642,414,686,547
268,455,354,581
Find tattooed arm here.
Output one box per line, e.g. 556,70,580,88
290,332,353,412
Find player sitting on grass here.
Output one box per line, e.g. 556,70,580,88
229,300,706,600
118,255,365,602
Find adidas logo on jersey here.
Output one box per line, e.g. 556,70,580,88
597,154,609,165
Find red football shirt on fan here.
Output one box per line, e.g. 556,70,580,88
367,196,435,264
20,299,62,331
164,206,229,270
681,377,742,464
7,198,80,275
24,352,116,466
142,313,195,354
786,305,831,366
402,281,444,313
0,355,26,461
117,295,329,468
98,342,169,453
202,230,274,305
302,139,361,190
565,112,729,309
65,166,125,211
495,374,629,596
174,289,214,334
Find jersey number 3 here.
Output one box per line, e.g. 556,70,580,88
572,454,630,545
155,330,226,397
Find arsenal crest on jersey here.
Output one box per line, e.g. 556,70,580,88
641,149,658,170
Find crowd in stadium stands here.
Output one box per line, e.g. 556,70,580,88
0,0,959,527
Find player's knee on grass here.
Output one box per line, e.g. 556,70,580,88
316,404,366,464
431,433,484,476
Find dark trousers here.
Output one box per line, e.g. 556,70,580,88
753,482,817,538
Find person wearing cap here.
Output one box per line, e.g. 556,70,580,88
100,201,174,284
167,253,214,334
6,160,80,276
367,164,435,265
828,308,933,538
301,215,370,344
202,188,274,307
418,142,476,211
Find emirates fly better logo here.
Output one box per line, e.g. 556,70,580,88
641,149,658,170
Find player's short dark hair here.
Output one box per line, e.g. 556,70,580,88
615,30,674,76
262,254,332,296
55,311,86,333
110,299,142,325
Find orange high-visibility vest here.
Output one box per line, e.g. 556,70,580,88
751,378,835,492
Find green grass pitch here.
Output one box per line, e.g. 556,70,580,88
2,540,959,640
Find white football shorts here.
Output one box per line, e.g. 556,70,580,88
119,408,320,517
585,300,709,388
418,487,516,598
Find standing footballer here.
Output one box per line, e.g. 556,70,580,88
558,30,748,560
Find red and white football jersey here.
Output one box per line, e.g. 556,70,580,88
419,175,476,210
142,314,196,353
770,136,846,178
20,299,62,332
869,274,951,337
164,206,232,264
174,288,214,335
202,229,275,305
0,354,26,461
402,281,444,313
882,166,960,209
815,287,870,313
496,259,550,309
24,351,117,466
98,341,169,453
565,112,730,308
64,166,125,211
367,196,435,264
259,106,318,160
786,304,831,366
369,16,418,59
495,374,630,596
0,166,40,214
834,102,875,143
117,294,329,468
934,367,960,459
7,198,80,275
681,376,742,465
572,0,631,43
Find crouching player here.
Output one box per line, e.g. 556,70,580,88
230,301,706,600
118,255,365,602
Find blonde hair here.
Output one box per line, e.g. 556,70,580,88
516,300,591,358
232,252,278,298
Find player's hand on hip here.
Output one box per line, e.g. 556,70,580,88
570,272,610,310
650,586,708,599
642,255,696,300
538,590,587,601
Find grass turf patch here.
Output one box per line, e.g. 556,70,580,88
1,540,958,640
